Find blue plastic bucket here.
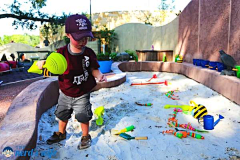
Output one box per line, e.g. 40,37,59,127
209,61,218,70
217,62,225,72
98,60,113,73
193,59,197,65
201,60,209,68
196,59,202,66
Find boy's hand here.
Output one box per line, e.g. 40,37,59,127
92,69,107,82
99,75,107,82
36,60,46,70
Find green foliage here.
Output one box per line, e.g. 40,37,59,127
159,0,175,11
1,0,67,31
96,53,111,61
175,10,182,16
97,52,118,61
125,50,138,62
63,36,70,44
0,38,3,45
137,11,153,26
96,26,117,53
109,52,118,61
0,34,40,47
156,0,176,24
40,24,50,39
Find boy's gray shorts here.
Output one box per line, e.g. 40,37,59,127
55,90,93,123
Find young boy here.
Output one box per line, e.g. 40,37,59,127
36,14,107,150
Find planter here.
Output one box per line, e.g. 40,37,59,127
193,59,198,65
209,61,218,70
196,59,202,66
98,60,113,73
217,62,225,72
201,60,209,68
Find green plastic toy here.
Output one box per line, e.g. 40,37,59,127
234,65,240,78
111,125,135,135
119,133,148,140
163,55,167,62
164,104,192,111
94,106,104,126
28,52,67,75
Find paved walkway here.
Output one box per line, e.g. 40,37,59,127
0,64,44,124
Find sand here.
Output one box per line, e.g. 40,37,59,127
31,72,240,160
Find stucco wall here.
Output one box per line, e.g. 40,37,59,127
176,0,240,65
114,17,179,54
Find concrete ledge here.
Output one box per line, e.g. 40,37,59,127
119,61,240,105
0,62,126,160
0,78,59,160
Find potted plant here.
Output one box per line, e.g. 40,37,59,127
97,52,117,73
125,50,138,62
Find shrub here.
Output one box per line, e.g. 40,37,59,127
125,50,138,62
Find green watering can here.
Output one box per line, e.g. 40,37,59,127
233,66,240,78
94,106,104,126
28,52,67,76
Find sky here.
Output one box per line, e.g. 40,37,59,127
0,0,191,37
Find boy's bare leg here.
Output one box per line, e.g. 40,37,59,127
59,120,68,134
81,122,89,136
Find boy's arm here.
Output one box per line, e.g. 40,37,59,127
92,69,107,82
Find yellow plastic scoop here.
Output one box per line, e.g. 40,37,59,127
28,52,67,75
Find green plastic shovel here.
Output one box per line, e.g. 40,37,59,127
119,133,148,140
28,52,67,75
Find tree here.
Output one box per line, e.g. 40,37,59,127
0,0,68,31
0,34,40,47
136,11,154,26
136,0,177,26
159,0,176,11
96,26,117,53
157,0,176,24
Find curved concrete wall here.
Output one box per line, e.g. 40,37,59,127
114,18,179,54
0,78,59,160
176,0,240,64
